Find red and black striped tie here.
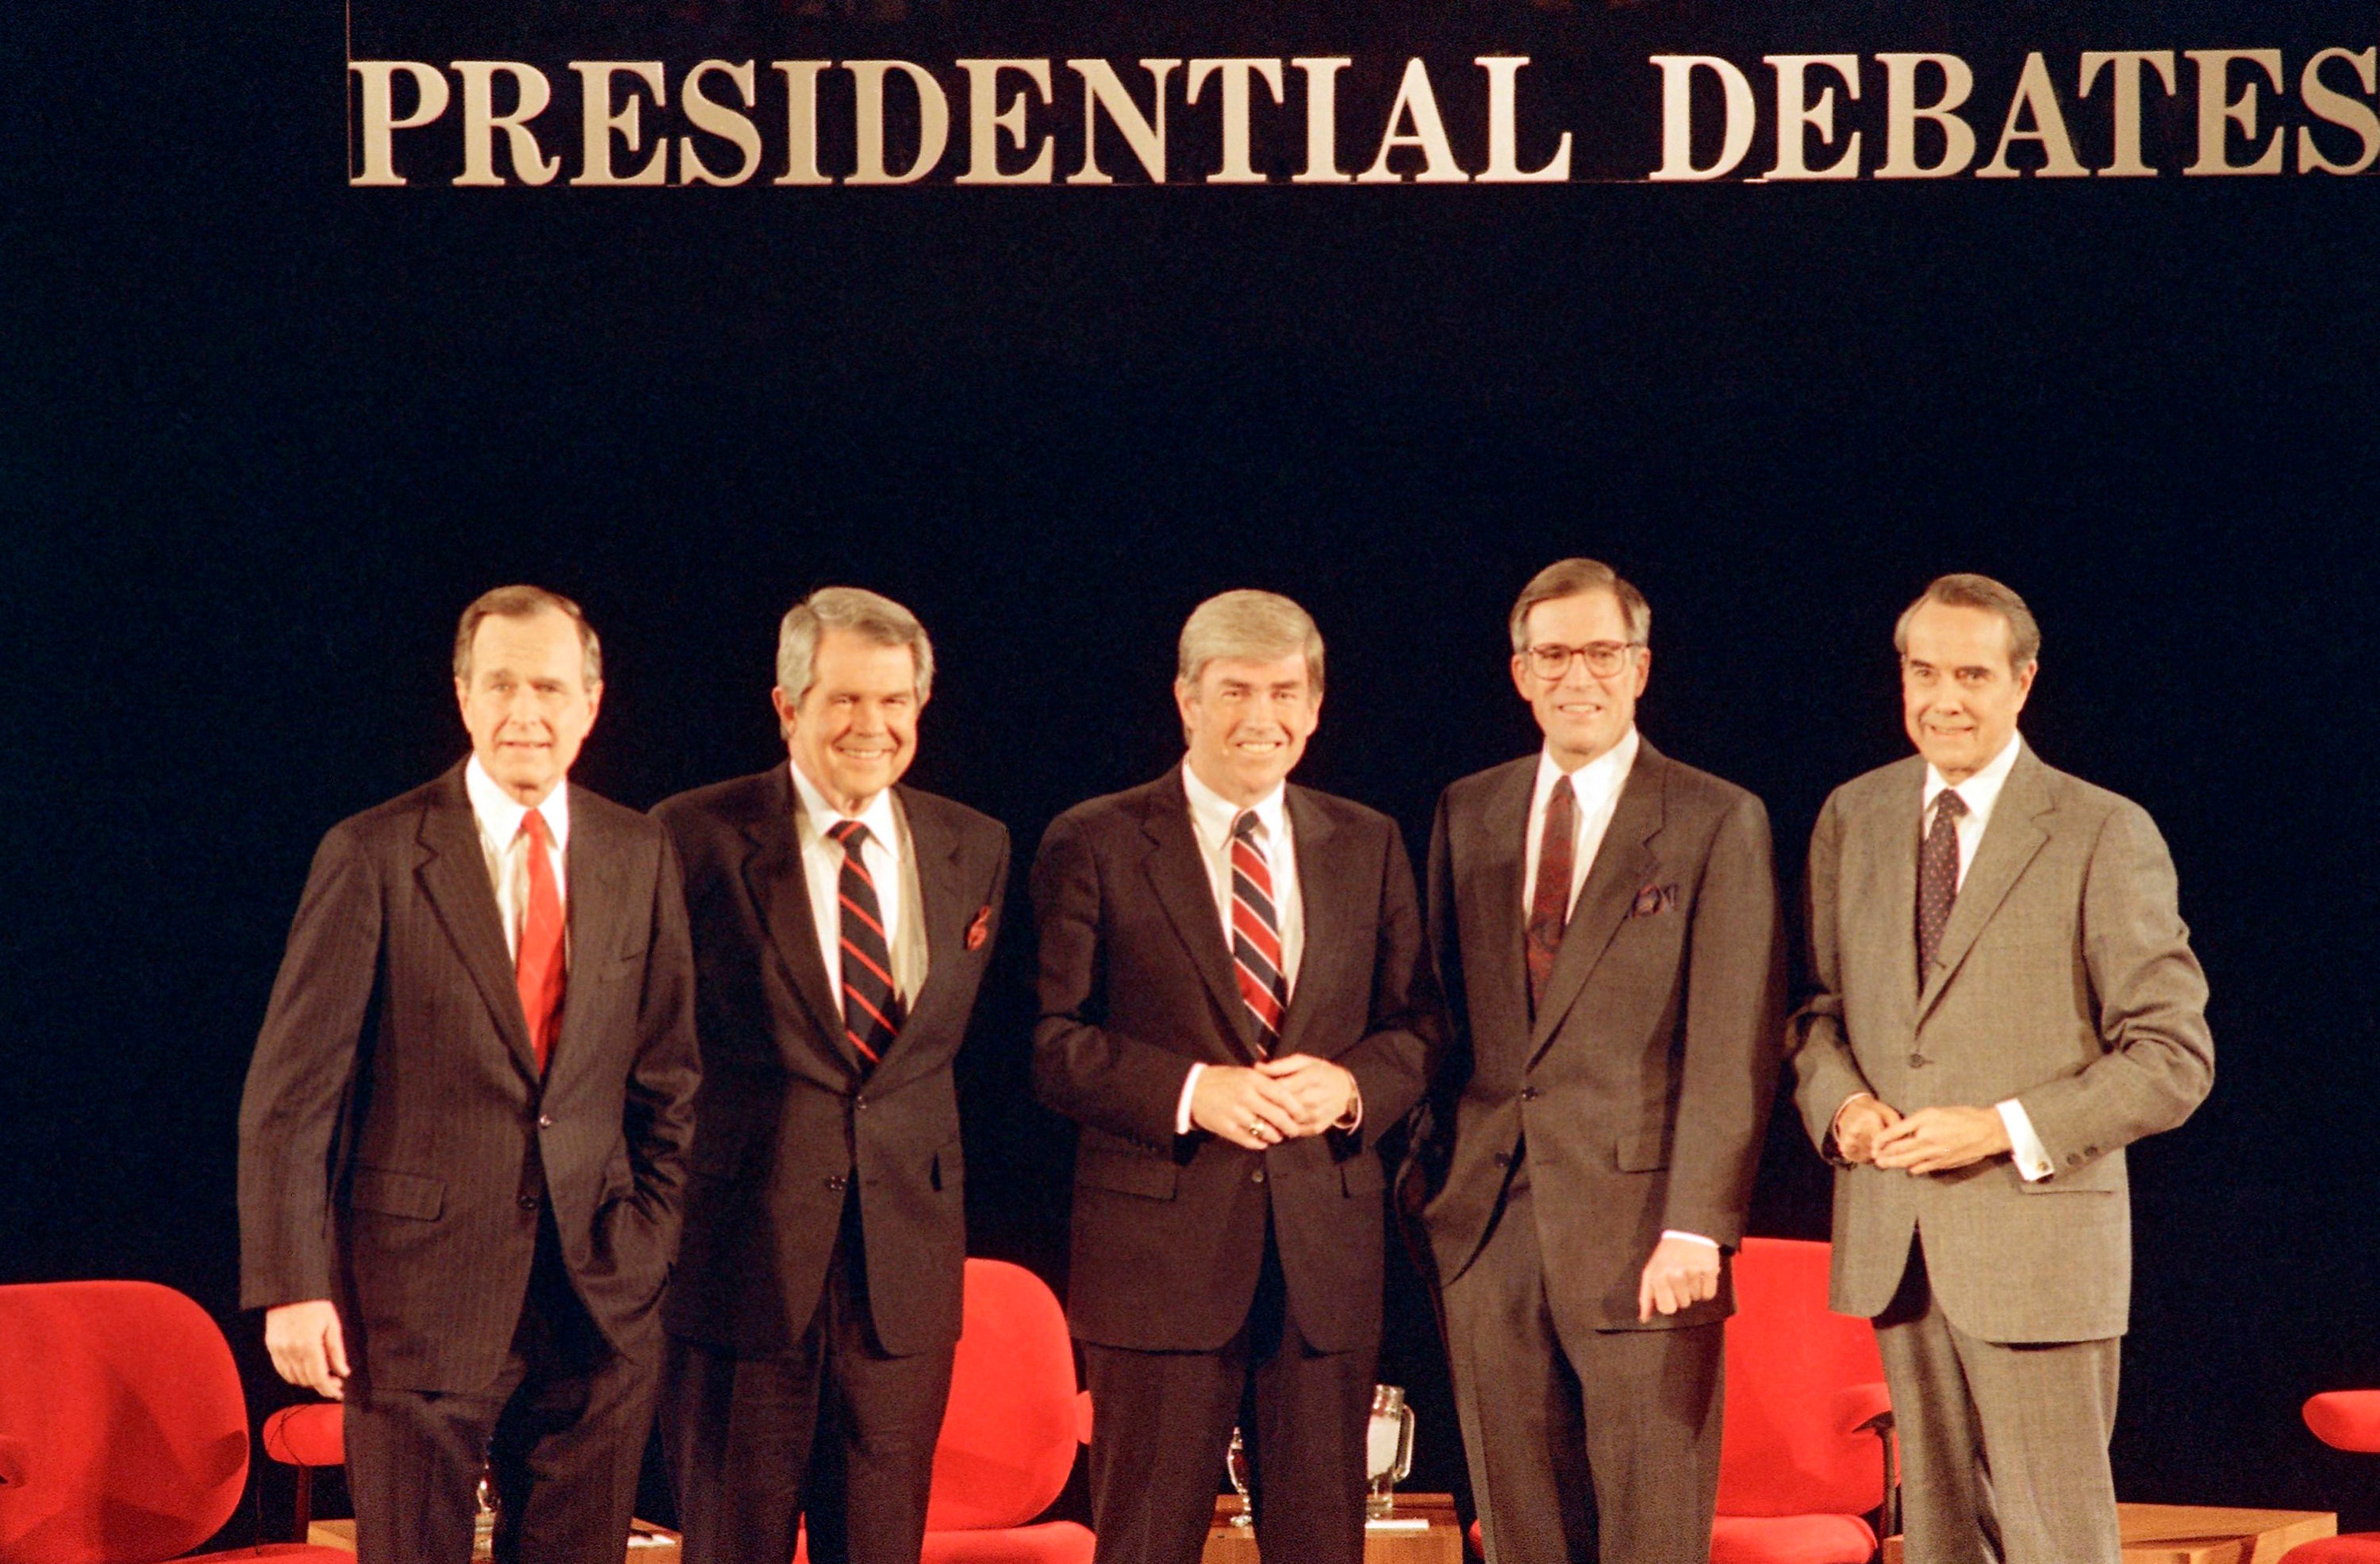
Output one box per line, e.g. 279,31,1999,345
1229,810,1287,1059
827,819,903,1069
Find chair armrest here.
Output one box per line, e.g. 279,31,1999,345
2305,1392,2380,1454
1075,1389,1096,1447
1836,1381,1894,1438
262,1403,346,1468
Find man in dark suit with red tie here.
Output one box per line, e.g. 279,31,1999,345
1033,589,1438,1564
240,586,701,1564
1414,559,1781,1564
653,587,1010,1564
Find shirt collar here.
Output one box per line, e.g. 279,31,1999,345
466,755,570,853
1181,759,1289,845
1923,733,2024,826
1534,726,1641,813
789,758,901,847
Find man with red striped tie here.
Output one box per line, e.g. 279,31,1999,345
240,586,700,1564
652,587,1010,1564
1033,589,1439,1564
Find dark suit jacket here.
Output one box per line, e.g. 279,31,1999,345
1789,746,2214,1343
1031,770,1438,1355
238,764,701,1395
655,768,1010,1358
1417,740,1783,1337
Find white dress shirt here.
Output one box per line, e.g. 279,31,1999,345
1522,728,1639,920
465,755,569,963
1921,736,2055,1182
789,761,928,1013
1174,761,1312,1136
1521,731,1711,1251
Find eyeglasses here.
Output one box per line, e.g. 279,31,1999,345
1522,640,1643,680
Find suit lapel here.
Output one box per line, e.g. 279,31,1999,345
1138,774,1264,1063
1469,759,1536,1055
882,788,969,1066
547,789,626,1092
1916,748,2054,1024
1527,743,1666,1060
1859,758,1927,1017
739,770,857,1072
1275,788,1342,1059
413,765,539,1079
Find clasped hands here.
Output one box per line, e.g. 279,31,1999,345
1190,1057,1357,1151
1833,1095,2011,1175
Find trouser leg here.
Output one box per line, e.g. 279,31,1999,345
1566,1320,1722,1564
1951,1324,2121,1564
1243,1233,1372,1564
1874,1235,2000,1564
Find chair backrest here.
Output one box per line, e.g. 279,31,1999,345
1717,1237,1890,1520
0,1281,250,1564
923,1259,1081,1532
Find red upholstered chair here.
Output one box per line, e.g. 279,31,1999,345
0,1280,349,1564
2281,1392,2380,1563
1463,1238,1889,1564
1710,1237,1894,1564
256,1405,343,1541
796,1259,1094,1563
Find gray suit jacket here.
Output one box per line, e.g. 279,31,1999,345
1788,744,2214,1343
1416,740,1783,1336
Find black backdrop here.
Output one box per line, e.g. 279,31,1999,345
11,0,2380,1545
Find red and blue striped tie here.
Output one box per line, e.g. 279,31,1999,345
1229,810,1286,1058
827,819,903,1069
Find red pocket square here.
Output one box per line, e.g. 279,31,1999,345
965,906,992,951
1630,883,1678,917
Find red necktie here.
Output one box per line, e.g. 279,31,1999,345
1230,811,1286,1058
515,810,566,1074
1526,781,1576,1016
827,820,903,1070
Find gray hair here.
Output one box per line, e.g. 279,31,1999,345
454,585,602,687
1894,572,2041,672
776,586,935,704
1507,559,1651,652
1176,590,1326,694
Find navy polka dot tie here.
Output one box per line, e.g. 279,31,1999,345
1917,790,1967,982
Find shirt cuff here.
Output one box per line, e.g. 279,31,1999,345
1175,1063,1205,1137
1998,1098,2055,1182
1333,1074,1362,1132
1660,1231,1720,1249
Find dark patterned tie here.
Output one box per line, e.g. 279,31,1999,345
827,819,903,1069
1229,811,1286,1059
1917,790,1967,982
1526,780,1577,1016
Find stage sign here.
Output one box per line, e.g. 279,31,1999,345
345,1,2380,187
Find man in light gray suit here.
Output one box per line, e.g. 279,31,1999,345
1790,573,2213,1564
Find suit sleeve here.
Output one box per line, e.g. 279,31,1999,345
622,826,701,1256
1788,789,1875,1158
2010,800,2213,1170
1331,821,1441,1153
1660,792,1784,1247
1031,810,1198,1147
237,823,382,1312
1407,788,1471,1189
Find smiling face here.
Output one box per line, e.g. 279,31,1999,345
1511,588,1649,771
1177,651,1321,807
455,608,601,805
775,628,923,815
1899,599,2035,783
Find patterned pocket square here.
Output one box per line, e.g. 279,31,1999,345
1630,882,1678,918
965,905,992,951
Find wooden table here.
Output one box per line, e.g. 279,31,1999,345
1881,1504,2334,1564
1204,1493,1462,1563
307,1517,683,1562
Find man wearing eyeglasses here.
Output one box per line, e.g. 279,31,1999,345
1410,558,1782,1564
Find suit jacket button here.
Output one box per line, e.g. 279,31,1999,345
854,1097,869,1112
1907,1052,1927,1068
1492,1151,1511,1168
536,1114,554,1129
1250,1169,1266,1185
826,1174,846,1190
516,1194,537,1209
1518,1087,1540,1102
